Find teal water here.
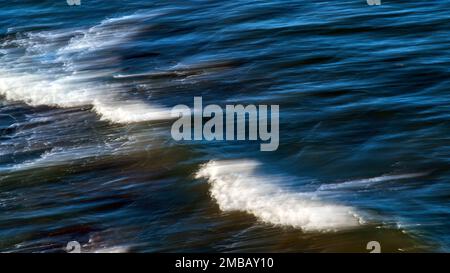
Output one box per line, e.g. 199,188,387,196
0,0,449,252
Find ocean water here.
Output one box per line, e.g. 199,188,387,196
0,0,449,252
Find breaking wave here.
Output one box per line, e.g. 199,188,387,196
196,160,363,232
0,11,171,124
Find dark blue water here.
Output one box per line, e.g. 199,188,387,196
0,0,449,252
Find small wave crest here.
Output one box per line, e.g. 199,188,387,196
318,172,429,191
0,11,171,124
0,69,171,123
196,160,363,232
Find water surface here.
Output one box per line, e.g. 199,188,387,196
0,0,449,252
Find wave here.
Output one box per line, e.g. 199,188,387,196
0,69,171,123
60,11,161,55
196,160,363,232
0,11,171,124
318,172,429,191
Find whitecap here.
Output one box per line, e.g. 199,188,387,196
318,172,429,191
196,160,363,232
0,11,171,124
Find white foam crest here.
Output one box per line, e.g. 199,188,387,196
0,69,171,123
318,172,429,191
0,69,95,107
61,11,158,54
196,160,363,232
92,99,171,123
0,12,171,124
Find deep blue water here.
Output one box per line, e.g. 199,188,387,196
0,0,449,252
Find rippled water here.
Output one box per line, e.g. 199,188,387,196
0,0,449,252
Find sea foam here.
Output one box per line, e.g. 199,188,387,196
196,160,363,232
0,69,171,123
0,11,171,124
